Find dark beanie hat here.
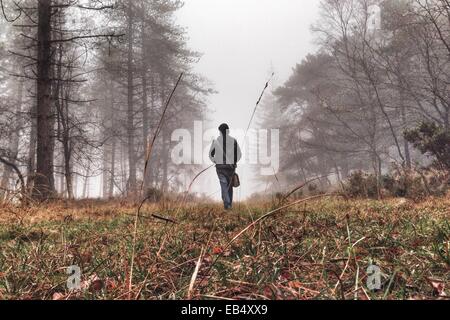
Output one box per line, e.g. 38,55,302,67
219,123,230,134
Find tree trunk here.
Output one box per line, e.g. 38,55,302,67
63,146,74,200
401,105,412,169
27,97,37,193
55,41,74,201
399,88,412,169
102,79,111,199
34,0,55,200
371,150,382,200
0,79,24,199
147,75,157,188
102,144,109,199
120,141,127,192
59,155,65,197
142,76,149,188
73,172,78,199
82,164,90,199
61,93,74,200
141,17,151,190
126,1,137,194
109,138,116,198
108,80,116,198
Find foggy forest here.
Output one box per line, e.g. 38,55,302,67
0,0,448,302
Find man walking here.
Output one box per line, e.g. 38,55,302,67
209,124,242,210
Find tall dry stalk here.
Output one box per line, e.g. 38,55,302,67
128,73,183,298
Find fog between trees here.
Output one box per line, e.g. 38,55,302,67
0,0,448,202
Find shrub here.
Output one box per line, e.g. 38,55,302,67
345,167,449,200
145,188,163,203
344,171,380,199
404,122,450,170
387,170,426,199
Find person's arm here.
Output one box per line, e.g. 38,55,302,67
235,139,242,164
209,140,217,164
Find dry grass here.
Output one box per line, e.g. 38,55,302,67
0,196,448,300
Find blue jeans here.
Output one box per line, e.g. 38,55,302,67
217,167,234,209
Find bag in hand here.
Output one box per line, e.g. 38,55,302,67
232,173,240,188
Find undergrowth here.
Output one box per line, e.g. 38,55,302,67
0,197,448,300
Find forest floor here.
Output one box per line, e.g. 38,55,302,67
0,196,448,300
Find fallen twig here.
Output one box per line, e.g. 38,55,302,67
187,247,205,300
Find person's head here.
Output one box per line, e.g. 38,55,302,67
219,123,230,136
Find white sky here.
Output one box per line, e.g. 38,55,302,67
176,0,322,199
177,0,321,130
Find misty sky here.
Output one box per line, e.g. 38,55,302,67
177,0,320,130
176,0,322,199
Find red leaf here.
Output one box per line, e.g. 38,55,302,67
280,270,293,281
427,278,446,297
89,279,104,292
288,281,303,289
52,292,65,300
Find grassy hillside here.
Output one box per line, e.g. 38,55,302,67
0,197,448,300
